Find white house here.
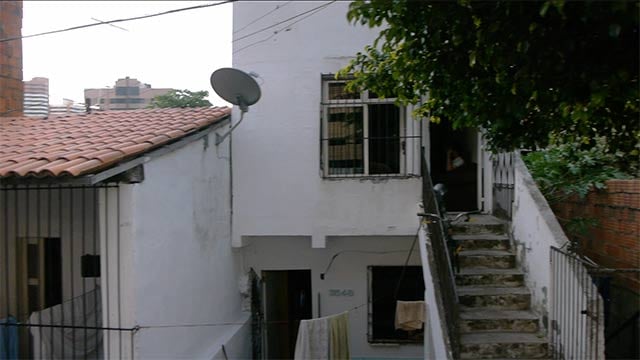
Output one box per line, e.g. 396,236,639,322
0,107,250,359
230,2,488,358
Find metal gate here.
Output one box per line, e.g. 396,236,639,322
491,152,515,220
550,247,605,360
0,184,135,359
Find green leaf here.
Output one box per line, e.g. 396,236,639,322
540,1,551,17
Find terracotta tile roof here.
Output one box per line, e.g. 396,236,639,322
0,107,230,178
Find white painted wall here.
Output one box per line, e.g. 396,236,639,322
232,1,424,248
511,154,567,322
128,128,250,359
99,185,135,358
243,235,423,359
511,154,604,359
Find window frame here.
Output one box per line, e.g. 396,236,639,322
367,265,425,344
320,76,406,178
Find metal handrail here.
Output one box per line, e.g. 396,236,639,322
421,150,460,359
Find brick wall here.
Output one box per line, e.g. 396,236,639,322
0,1,23,117
552,179,640,292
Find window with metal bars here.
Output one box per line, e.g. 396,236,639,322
321,76,410,177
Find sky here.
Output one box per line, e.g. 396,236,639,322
22,1,233,106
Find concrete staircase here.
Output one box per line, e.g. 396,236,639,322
450,214,549,359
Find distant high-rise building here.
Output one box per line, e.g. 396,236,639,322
84,77,173,110
23,77,49,117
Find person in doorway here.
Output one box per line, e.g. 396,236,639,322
446,145,465,172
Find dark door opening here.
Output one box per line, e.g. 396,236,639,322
430,121,478,211
263,270,312,359
18,237,62,358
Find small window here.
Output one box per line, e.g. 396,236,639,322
109,98,146,104
368,266,425,343
321,76,406,177
115,86,140,96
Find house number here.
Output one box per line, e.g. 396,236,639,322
329,289,354,297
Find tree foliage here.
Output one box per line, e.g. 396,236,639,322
340,0,639,170
524,136,631,202
149,89,212,108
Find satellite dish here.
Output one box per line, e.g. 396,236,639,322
210,68,262,145
210,68,261,112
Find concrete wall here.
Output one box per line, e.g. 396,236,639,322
129,128,249,359
99,185,136,358
511,154,605,359
243,235,423,359
511,154,568,328
232,1,424,249
0,1,23,117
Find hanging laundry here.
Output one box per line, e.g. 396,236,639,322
294,312,350,360
329,312,350,360
294,316,329,360
395,300,425,331
29,287,103,359
0,316,19,359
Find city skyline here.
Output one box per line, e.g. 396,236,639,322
21,1,233,106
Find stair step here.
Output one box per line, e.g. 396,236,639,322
460,332,549,359
452,234,511,251
456,268,524,287
458,250,516,269
460,309,539,333
458,287,531,310
449,215,507,236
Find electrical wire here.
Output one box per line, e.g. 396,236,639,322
233,1,293,34
0,1,235,44
233,1,334,55
320,250,412,280
233,1,336,43
393,226,421,300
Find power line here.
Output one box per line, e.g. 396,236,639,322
233,1,336,43
233,1,335,54
0,1,235,44
91,17,129,32
233,1,293,34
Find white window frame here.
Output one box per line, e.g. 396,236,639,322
321,78,406,177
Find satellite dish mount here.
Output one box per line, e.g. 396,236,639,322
210,68,261,145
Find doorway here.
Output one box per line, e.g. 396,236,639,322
429,121,478,211
17,237,62,357
262,270,312,359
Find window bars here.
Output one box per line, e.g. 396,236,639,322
0,184,134,359
320,76,422,178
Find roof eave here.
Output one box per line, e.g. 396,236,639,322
0,115,231,187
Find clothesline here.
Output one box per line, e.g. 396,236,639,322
4,294,414,331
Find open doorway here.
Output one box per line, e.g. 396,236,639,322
16,237,63,357
263,270,312,359
430,121,478,211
